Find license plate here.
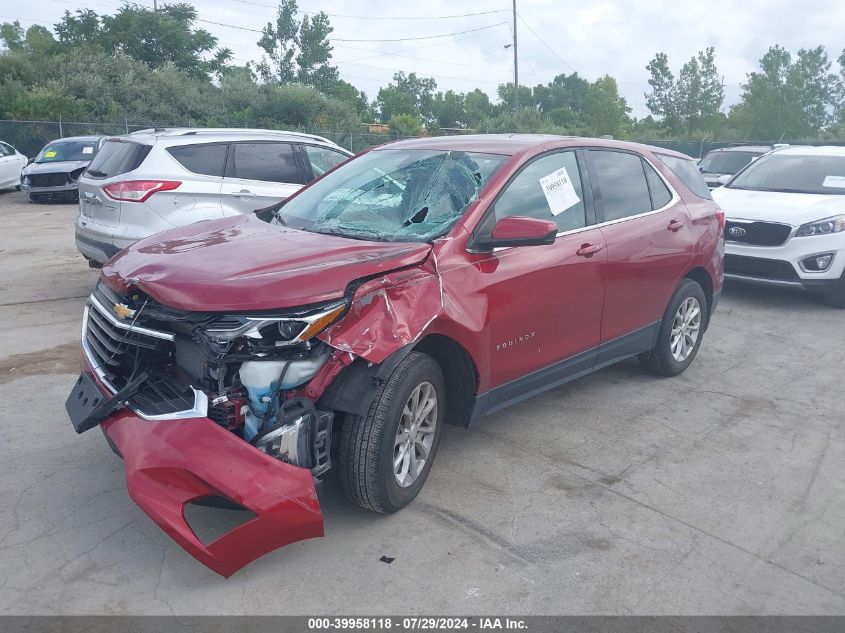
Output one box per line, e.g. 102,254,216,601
65,371,147,434
81,198,93,218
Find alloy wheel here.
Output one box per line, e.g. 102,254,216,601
670,297,702,362
393,381,438,488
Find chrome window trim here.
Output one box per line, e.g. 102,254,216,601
81,305,209,421
89,294,175,341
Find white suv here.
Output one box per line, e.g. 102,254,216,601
712,146,845,307
75,128,352,266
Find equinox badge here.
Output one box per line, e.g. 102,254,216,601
113,302,136,320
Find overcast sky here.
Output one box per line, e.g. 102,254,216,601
3,0,845,118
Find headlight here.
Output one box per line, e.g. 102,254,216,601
796,215,845,237
203,300,347,347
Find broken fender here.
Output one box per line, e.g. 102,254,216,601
102,411,323,577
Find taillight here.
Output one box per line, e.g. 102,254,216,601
102,180,181,202
715,208,725,231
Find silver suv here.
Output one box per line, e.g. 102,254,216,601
74,128,352,266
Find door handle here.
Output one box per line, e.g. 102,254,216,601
576,243,604,258
668,219,685,232
232,190,255,198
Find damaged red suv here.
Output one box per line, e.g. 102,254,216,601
67,135,724,576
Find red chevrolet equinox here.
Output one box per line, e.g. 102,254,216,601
66,135,724,576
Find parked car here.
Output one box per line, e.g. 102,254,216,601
74,128,352,267
21,136,104,202
0,140,28,191
698,145,774,188
66,134,724,576
712,145,845,307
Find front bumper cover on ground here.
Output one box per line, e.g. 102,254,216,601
101,411,324,577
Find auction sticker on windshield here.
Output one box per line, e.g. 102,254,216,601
823,175,845,188
539,166,580,216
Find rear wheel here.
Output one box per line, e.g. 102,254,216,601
339,352,445,513
639,279,707,377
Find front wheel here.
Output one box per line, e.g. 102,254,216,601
639,279,708,377
338,351,445,513
822,272,845,309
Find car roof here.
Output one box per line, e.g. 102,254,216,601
372,134,690,158
768,145,845,157
45,135,102,143
125,127,345,150
707,145,773,154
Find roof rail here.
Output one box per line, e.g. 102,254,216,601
148,127,335,144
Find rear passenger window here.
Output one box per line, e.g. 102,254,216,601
589,150,652,221
493,151,586,232
643,160,673,209
167,143,227,177
230,142,300,184
657,153,712,199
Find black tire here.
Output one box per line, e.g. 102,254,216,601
639,279,708,377
14,185,21,191
338,351,445,513
822,273,845,309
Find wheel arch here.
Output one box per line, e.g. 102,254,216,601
683,266,714,327
413,334,478,428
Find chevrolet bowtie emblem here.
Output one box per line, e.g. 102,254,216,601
113,302,136,320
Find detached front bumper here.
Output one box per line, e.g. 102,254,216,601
69,367,324,577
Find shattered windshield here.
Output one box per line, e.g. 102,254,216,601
276,149,507,242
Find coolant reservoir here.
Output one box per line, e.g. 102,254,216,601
238,353,330,441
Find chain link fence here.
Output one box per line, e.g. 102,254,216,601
4,118,845,159
0,119,417,157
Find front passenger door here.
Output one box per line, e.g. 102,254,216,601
471,150,607,391
220,142,304,214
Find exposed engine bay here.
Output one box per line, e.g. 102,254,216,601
81,280,342,477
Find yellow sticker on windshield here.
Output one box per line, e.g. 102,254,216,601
44,150,57,158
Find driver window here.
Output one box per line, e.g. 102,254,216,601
493,151,586,232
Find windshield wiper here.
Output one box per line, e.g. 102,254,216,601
86,169,107,178
310,225,388,241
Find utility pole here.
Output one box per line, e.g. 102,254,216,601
512,0,518,111
153,0,158,10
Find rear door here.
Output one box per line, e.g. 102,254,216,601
163,142,226,217
586,149,694,361
470,149,606,392
220,141,304,214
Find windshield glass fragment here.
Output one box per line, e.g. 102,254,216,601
277,149,507,242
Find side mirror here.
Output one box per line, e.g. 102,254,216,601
27,157,34,165
488,216,557,249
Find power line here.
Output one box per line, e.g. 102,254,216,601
516,12,577,74
227,0,510,21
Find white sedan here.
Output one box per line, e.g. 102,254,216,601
0,141,28,191
712,145,845,308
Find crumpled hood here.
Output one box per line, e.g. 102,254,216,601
712,186,845,226
102,214,432,311
22,160,91,175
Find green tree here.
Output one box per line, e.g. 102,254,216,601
464,89,492,129
54,5,231,79
730,45,839,138
645,48,724,135
256,0,338,93
376,72,437,123
431,90,466,129
387,113,422,137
